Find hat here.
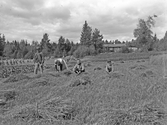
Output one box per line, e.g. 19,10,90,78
77,59,81,64
107,59,112,63
36,46,40,50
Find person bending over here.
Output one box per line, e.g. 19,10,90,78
54,58,64,71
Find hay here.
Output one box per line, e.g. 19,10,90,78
94,67,102,71
110,71,124,79
120,60,124,63
130,64,147,70
4,74,30,83
3,90,18,101
1,56,167,125
0,99,6,106
12,105,44,123
63,70,73,76
41,98,78,121
26,78,50,88
70,76,92,87
84,62,92,67
70,80,81,87
145,70,157,78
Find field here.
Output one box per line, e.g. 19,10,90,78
0,53,167,125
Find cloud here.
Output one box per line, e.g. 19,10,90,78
0,0,166,42
0,0,71,25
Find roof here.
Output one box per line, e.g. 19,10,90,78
103,44,126,48
128,45,137,47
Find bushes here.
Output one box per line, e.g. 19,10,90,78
24,51,34,59
73,46,89,58
120,46,132,53
73,45,96,58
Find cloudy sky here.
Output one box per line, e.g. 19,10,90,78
0,0,167,43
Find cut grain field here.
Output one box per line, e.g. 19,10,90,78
0,54,167,125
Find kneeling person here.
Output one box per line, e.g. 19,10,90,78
73,59,85,75
106,60,114,73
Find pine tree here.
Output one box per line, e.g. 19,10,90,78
40,33,51,56
0,34,3,56
41,33,50,49
58,36,66,52
0,34,5,56
65,39,71,55
80,21,92,46
91,28,103,53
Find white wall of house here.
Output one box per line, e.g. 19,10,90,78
129,47,138,51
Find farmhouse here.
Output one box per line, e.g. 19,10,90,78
103,43,126,52
128,45,138,51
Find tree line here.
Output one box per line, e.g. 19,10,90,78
0,21,104,59
0,16,167,59
132,15,167,52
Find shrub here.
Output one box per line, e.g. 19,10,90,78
73,45,96,58
88,45,96,55
120,46,131,53
73,46,89,58
24,51,34,59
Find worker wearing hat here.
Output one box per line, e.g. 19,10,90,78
106,60,114,73
33,46,44,74
73,59,85,75
54,58,64,71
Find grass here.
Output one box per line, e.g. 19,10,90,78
85,51,167,62
0,52,167,125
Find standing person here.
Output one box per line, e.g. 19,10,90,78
73,59,85,75
106,60,114,73
33,47,44,74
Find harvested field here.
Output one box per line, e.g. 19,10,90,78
0,54,167,125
